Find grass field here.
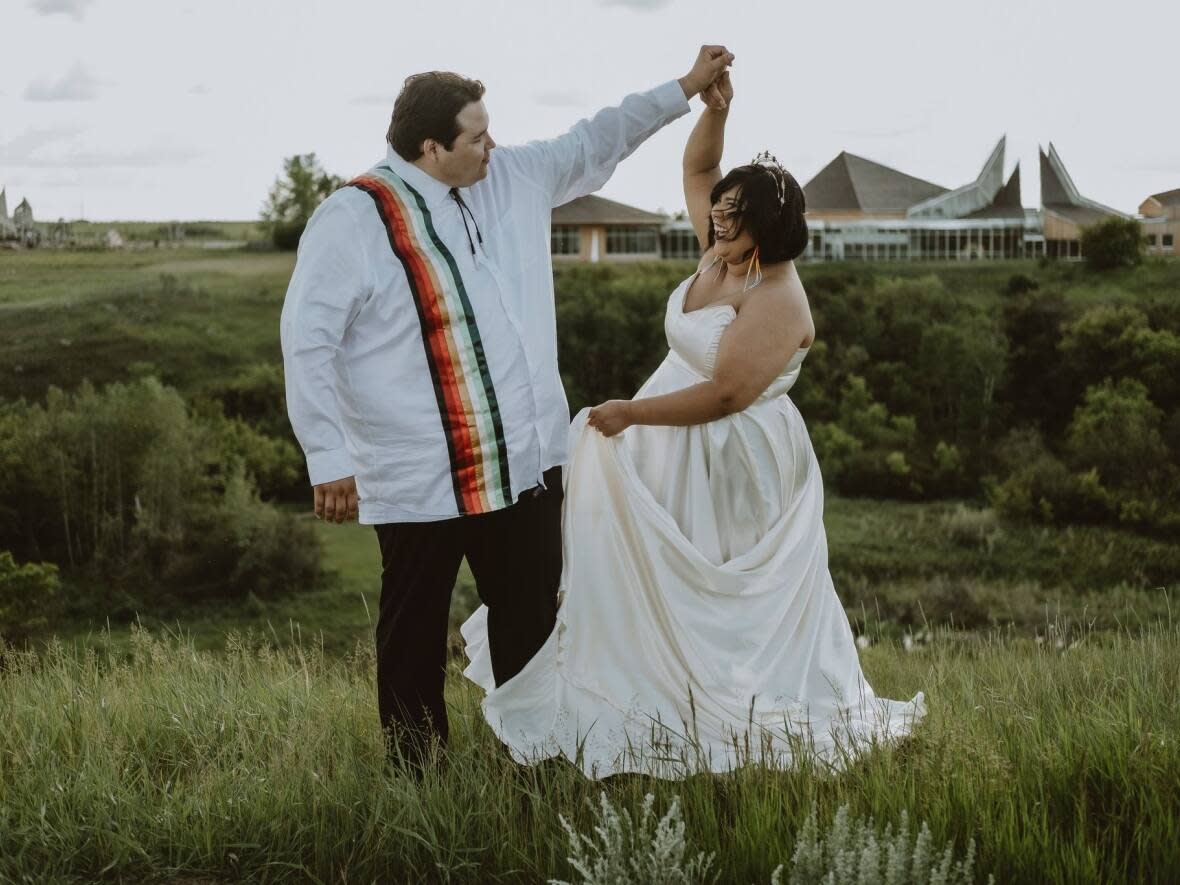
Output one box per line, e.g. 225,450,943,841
60,219,262,244
39,494,1177,669
0,250,294,402
2,615,1177,882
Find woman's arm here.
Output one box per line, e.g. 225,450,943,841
683,71,732,250
586,286,810,436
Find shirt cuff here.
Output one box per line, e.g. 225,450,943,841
653,78,692,121
306,449,355,486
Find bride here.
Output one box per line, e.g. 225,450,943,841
461,70,925,779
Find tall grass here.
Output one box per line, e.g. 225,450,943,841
2,617,1177,882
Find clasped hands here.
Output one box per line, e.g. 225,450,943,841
679,44,736,110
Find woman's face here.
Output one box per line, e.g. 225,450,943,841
710,186,756,265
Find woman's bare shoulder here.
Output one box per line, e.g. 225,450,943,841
744,266,814,344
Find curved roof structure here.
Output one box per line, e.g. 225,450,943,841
908,137,1006,219
1039,143,1126,223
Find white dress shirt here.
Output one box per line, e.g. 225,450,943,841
280,78,690,523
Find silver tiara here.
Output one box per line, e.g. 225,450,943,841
750,150,789,208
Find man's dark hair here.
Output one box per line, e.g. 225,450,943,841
386,71,486,162
708,164,809,262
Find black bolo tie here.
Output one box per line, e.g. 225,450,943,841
449,187,483,257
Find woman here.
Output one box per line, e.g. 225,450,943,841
461,71,925,779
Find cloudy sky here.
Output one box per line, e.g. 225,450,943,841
2,0,1175,221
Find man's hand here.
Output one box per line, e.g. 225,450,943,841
314,475,359,524
679,45,735,107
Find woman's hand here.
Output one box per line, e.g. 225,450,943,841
587,400,634,438
701,69,733,110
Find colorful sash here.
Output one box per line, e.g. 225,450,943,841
349,166,513,515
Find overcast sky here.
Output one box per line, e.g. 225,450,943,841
2,0,1176,221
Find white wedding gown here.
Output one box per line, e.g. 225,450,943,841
461,270,926,779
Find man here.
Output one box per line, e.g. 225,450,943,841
280,46,735,769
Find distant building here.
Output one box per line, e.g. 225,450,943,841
1039,143,1127,259
0,188,15,239
12,197,34,232
805,138,1029,261
795,138,1134,262
550,194,668,263
550,137,1140,265
0,189,40,245
1139,188,1180,257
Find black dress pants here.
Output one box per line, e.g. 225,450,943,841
373,465,563,767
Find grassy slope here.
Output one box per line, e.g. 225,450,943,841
44,497,1177,662
49,515,480,659
3,250,1179,405
1,620,1176,882
0,250,295,403
3,250,1178,652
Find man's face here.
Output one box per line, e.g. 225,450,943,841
431,100,495,188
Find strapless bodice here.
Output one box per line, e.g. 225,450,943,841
663,273,809,400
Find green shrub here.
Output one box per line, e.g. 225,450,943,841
193,403,304,501
556,262,691,413
1081,217,1143,271
0,552,60,641
1004,273,1039,296
1066,378,1168,489
0,378,322,611
553,793,714,885
201,362,291,440
812,375,922,497
551,795,990,885
988,427,1112,526
785,803,989,885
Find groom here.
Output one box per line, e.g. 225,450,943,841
280,46,734,769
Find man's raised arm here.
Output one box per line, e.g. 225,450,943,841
502,45,735,208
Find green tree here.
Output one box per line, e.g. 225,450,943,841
1081,217,1143,271
1000,290,1071,436
260,153,343,250
1066,378,1167,490
811,375,920,497
1060,305,1180,412
0,378,322,609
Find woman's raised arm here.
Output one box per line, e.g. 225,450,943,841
682,71,732,251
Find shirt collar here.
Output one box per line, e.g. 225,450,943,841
383,145,454,210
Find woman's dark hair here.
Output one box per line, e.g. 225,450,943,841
708,163,809,262
387,72,486,161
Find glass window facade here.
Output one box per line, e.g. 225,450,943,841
551,225,581,256
606,227,659,255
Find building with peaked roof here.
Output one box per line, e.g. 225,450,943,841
803,150,949,218
0,189,44,245
1039,143,1127,258
802,136,1041,261
550,194,670,263
1138,188,1179,257
795,137,1139,262
12,197,34,232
